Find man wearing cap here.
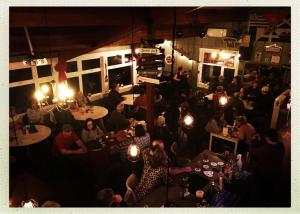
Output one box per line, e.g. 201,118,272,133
52,124,87,156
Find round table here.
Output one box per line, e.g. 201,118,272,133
71,106,108,121
122,94,140,105
10,125,51,147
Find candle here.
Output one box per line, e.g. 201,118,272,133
196,190,204,199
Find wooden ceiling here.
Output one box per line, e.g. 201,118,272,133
10,7,253,60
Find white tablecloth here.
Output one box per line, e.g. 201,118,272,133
71,106,108,121
10,125,51,147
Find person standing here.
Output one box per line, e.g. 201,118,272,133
106,83,124,112
173,66,190,98
250,128,284,206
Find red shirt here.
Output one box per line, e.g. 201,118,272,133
52,132,80,156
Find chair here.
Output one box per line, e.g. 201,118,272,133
124,173,138,205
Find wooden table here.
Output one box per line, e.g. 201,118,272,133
71,106,108,121
10,125,51,147
209,132,239,155
122,94,140,106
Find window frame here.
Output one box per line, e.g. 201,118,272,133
9,47,137,112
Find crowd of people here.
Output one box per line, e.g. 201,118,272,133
9,65,290,207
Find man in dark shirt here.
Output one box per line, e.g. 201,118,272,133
106,83,124,112
251,128,284,179
250,128,284,206
173,67,190,97
106,101,133,131
245,81,260,102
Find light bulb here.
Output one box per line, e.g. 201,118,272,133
66,88,74,98
41,85,49,94
135,48,140,54
130,145,138,157
219,96,228,106
220,52,230,60
211,52,217,59
57,83,68,100
35,91,44,101
183,114,194,127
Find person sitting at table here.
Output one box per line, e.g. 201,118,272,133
26,100,45,124
9,106,23,141
205,111,227,134
134,124,150,151
52,124,87,156
106,83,124,112
234,116,256,153
111,135,133,161
75,91,90,107
106,101,133,132
81,118,104,143
9,106,22,128
96,188,126,207
135,143,192,201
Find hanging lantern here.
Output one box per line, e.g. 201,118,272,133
127,142,141,162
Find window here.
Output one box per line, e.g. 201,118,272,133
67,77,80,93
37,65,52,78
108,66,132,88
82,72,101,95
66,61,78,73
82,58,100,70
124,54,133,63
9,84,35,113
108,55,122,66
9,68,32,83
201,65,221,83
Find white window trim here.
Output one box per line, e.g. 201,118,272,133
10,47,137,109
197,48,240,88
